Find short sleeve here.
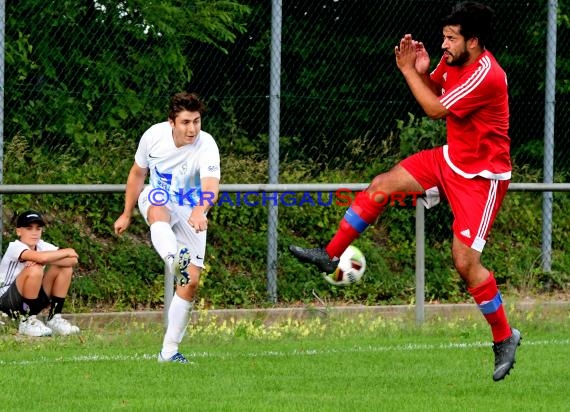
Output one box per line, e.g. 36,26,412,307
134,131,150,169
199,136,221,180
38,240,59,252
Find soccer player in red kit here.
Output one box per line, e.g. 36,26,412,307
289,1,521,381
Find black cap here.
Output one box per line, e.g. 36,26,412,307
16,210,46,228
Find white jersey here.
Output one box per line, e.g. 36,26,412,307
135,122,221,206
0,239,58,297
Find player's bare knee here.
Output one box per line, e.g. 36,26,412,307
69,248,78,263
67,256,79,267
368,173,389,193
368,167,410,196
147,205,170,225
61,266,74,278
23,264,44,280
452,253,482,283
177,283,198,300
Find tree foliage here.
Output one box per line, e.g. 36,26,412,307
5,0,251,153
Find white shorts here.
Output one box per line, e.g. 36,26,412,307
138,185,207,268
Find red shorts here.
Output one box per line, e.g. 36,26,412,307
400,146,509,252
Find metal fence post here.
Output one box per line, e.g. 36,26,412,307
266,0,282,304
542,0,558,272
415,200,425,325
0,0,5,254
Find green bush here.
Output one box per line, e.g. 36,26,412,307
2,116,568,311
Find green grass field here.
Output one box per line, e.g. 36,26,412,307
1,306,568,412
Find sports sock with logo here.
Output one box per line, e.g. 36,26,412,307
22,296,44,317
48,296,66,321
468,272,512,342
326,191,385,259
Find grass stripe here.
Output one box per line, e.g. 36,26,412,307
1,316,569,412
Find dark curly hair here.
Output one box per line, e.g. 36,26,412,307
442,2,496,49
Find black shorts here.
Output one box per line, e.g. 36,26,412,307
0,283,50,319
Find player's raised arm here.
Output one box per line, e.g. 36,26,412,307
413,40,440,96
395,34,448,119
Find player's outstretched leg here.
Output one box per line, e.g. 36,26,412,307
289,190,385,274
288,245,339,273
492,328,522,381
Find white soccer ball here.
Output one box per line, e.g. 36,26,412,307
323,245,366,286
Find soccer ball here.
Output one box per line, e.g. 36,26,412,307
323,245,366,286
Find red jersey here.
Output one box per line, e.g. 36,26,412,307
431,50,511,179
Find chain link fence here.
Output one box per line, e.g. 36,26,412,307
5,1,569,172
2,0,569,304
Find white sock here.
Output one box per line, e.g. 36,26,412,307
150,221,178,260
161,293,193,358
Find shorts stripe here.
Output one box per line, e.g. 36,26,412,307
476,180,498,240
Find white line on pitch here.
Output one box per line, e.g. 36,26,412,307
0,338,568,366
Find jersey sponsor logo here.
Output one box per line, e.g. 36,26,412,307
149,154,159,158
154,167,173,186
207,165,219,172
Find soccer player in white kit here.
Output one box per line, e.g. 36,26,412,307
114,92,220,363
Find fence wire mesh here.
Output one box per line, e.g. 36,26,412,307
5,0,569,174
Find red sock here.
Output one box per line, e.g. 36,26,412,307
468,273,512,342
325,191,385,259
